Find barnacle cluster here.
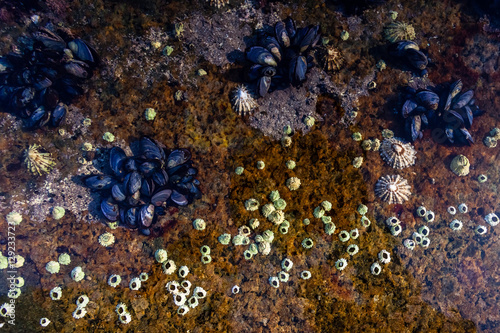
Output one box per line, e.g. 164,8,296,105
24,144,56,176
245,17,320,97
0,26,98,129
85,137,201,235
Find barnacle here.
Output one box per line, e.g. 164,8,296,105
321,45,344,72
370,262,382,275
313,206,325,218
304,116,315,127
178,266,189,278
258,241,271,255
248,243,258,255
321,216,332,224
386,216,400,226
76,295,89,308
108,274,121,288
256,160,265,170
193,286,207,299
458,203,468,213
412,232,423,244
273,198,287,211
286,177,301,191
278,271,290,282
58,253,71,265
335,258,348,271
339,230,350,242
281,136,292,147
302,238,314,249
0,303,12,317
475,225,487,235
115,303,128,315
119,313,132,324
40,318,50,327
447,206,457,215
201,254,212,264
231,285,240,294
418,226,430,237
249,218,259,229
357,204,368,215
218,233,231,245
383,21,415,43
269,276,280,288
235,166,244,175
261,203,275,218
6,212,22,225
71,266,85,282
162,260,177,274
139,273,149,282
45,261,60,274
403,239,416,250
346,244,359,256
8,288,21,299
268,210,285,225
450,219,463,231
192,218,206,231
286,160,296,169
52,206,65,220
262,230,274,243
200,245,211,256
390,224,402,236
321,201,332,212
155,249,168,263
378,250,391,264
353,157,363,169
24,144,56,176
166,281,180,294
72,307,87,319
50,287,62,300
424,210,435,222
421,237,431,248
243,250,253,260
478,174,488,183
98,232,115,247
129,277,141,290
350,228,359,239
187,296,199,308
207,0,229,9
324,222,336,235
300,271,312,280
485,213,499,227
173,293,186,306
13,277,24,288
244,198,259,212
281,258,293,272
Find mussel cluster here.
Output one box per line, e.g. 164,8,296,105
401,79,484,145
389,40,428,75
0,26,98,129
85,137,202,235
245,17,320,97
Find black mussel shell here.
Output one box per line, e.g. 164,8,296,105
246,46,278,67
125,158,138,172
405,49,428,70
170,190,188,206
140,178,155,197
410,115,422,142
127,171,142,194
275,21,290,48
459,128,474,144
64,61,89,79
139,161,159,176
101,199,119,221
402,99,417,118
33,77,53,91
125,207,138,228
445,127,454,143
151,189,172,206
33,28,66,52
139,204,155,228
298,25,320,53
462,106,473,128
166,149,192,169
111,184,126,202
110,147,127,177
415,91,439,110
260,66,277,77
127,190,141,206
284,17,296,40
68,39,98,64
453,90,473,109
449,79,463,100
262,36,282,62
24,106,47,129
139,228,151,236
152,169,169,186
248,64,264,81
289,55,307,85
50,103,67,127
85,175,117,190
257,75,271,97
140,137,165,161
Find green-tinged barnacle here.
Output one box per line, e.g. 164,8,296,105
82,143,93,152
304,115,315,127
248,243,259,255
361,140,372,151
52,206,65,220
235,166,244,175
108,274,121,288
403,239,415,250
261,203,275,217
255,235,264,243
303,218,310,225
174,90,184,101
382,129,394,139
313,206,325,218
321,201,332,211
72,307,87,319
376,59,387,71
281,136,292,147
256,160,265,170
14,277,24,288
243,250,253,260
98,232,115,247
0,303,12,317
193,218,206,231
371,138,381,151
350,228,359,239
40,318,50,327
384,21,415,43
268,210,285,225
279,225,289,234
386,217,400,226
163,45,174,56
262,230,274,243
45,261,60,274
269,190,280,202
193,286,207,299
258,241,271,255
249,218,259,229
231,285,240,294
82,118,92,126
391,224,402,236
360,216,371,228
269,276,280,288
178,265,190,278
357,204,368,215
102,132,115,142
115,302,127,315
475,225,487,235
300,270,312,280
128,279,141,292
352,132,362,141
421,237,430,248
273,198,287,211
424,210,435,222
197,69,207,76
6,212,22,225
286,177,301,191
201,254,212,264
302,238,314,249
371,262,382,275
155,249,168,263
200,245,211,255
346,244,359,256
278,271,290,282
76,295,89,308
71,266,85,282
353,157,363,168
8,288,21,299
283,125,292,135
335,258,348,271
416,206,427,217
478,174,488,183
162,260,176,274
50,287,62,300
10,255,24,268
244,198,259,212
458,203,468,213
107,221,119,229
139,273,149,282
281,220,290,228
485,213,499,227
483,136,497,148
187,296,199,309
232,234,246,246
325,222,336,235
339,230,350,242
489,127,500,139
418,226,430,237
282,258,293,271
450,155,470,176
340,30,349,40
412,232,423,244
389,10,398,20
286,160,296,169
378,250,391,264
144,108,156,121
321,216,332,224
450,220,463,231
24,144,56,176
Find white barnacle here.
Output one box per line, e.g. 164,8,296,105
162,260,177,275
484,213,499,227
281,258,293,272
178,266,190,278
76,295,89,308
475,225,487,235
338,230,350,242
115,302,128,315
420,236,430,248
412,232,424,245
129,277,141,291
155,249,168,263
346,244,359,256
50,286,62,301
173,293,186,306
231,85,258,115
231,285,240,294
386,216,400,227
268,276,280,288
300,270,312,280
187,296,199,308
418,226,430,237
40,317,51,327
458,203,468,213
449,219,463,231
403,239,415,250
166,281,180,294
278,271,290,282
447,206,457,215
177,305,190,316
370,262,382,275
350,228,360,239
390,224,402,236
193,286,207,299
119,312,132,324
71,266,85,282
424,210,435,222
335,258,348,271
378,250,391,264
416,206,427,217
72,307,87,319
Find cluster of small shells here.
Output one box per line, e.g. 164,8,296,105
483,127,500,148
165,268,207,316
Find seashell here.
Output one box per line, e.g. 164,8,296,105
453,90,473,109
402,99,417,118
140,137,165,161
50,103,67,127
246,46,278,67
284,17,296,40
257,75,272,97
450,154,469,176
274,21,290,48
64,61,89,79
127,171,142,194
374,175,412,204
101,199,119,221
68,39,97,63
139,204,155,228
262,36,282,62
171,190,188,206
151,189,172,206
379,138,417,169
298,25,320,53
140,178,155,197
152,169,169,186
85,175,116,190
415,91,439,110
167,149,191,169
124,158,138,172
289,55,307,85
111,184,126,202
109,147,127,177
231,85,258,116
124,207,138,228
139,161,159,176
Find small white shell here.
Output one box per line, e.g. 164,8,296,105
129,277,141,291
450,219,463,231
370,262,382,275
378,250,391,264
484,213,499,227
119,312,132,324
173,293,186,306
72,307,87,319
458,203,468,213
